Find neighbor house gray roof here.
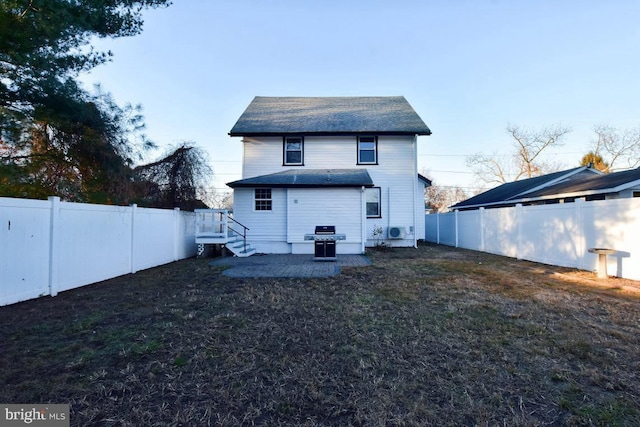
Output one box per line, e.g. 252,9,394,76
418,173,432,186
229,96,431,136
227,169,375,188
451,167,601,210
521,167,640,200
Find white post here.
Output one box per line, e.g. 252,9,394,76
454,209,459,248
575,198,585,270
174,208,180,261
436,212,440,244
130,204,137,274
516,203,523,260
361,187,366,253
479,207,485,253
48,196,60,297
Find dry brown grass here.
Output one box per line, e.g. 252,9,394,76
1,243,638,426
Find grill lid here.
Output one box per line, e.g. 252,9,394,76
315,225,336,234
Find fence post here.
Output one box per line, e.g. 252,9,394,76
174,208,180,261
479,207,485,252
454,209,459,248
436,212,440,244
516,203,523,260
575,198,585,270
48,196,60,297
130,204,137,274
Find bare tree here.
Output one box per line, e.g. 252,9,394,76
590,124,640,171
422,174,469,212
200,186,233,210
133,143,212,210
467,124,572,186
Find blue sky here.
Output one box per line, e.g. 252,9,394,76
80,0,640,195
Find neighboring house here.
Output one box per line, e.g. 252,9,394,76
452,166,640,211
226,96,431,255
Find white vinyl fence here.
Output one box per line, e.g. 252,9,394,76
1,196,197,306
425,198,640,281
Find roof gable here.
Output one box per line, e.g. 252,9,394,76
229,96,431,136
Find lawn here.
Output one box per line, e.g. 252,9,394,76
1,243,638,426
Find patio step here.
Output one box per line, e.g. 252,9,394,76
226,238,256,258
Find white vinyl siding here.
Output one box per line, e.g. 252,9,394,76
243,135,414,174
239,134,421,250
286,188,362,244
232,188,287,251
364,136,419,247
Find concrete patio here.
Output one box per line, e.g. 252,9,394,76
209,254,372,278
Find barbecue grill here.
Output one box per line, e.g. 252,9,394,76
304,226,346,261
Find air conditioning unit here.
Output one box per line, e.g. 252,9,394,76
388,226,406,239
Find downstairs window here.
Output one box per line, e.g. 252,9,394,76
254,189,272,211
366,187,381,218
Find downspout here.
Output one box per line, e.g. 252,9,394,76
361,186,366,253
387,187,392,237
412,134,418,248
286,188,290,244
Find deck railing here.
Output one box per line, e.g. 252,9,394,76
227,215,250,253
195,209,250,253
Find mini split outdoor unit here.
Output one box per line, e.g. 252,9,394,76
388,226,406,239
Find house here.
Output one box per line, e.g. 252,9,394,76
451,166,640,211
226,96,432,255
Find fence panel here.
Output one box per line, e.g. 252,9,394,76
425,198,640,280
1,197,197,306
424,214,439,242
517,203,581,268
56,202,133,293
457,210,481,250
0,198,51,305
583,198,640,280
483,207,519,258
438,212,457,246
133,208,179,272
176,212,197,260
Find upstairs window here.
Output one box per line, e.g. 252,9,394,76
284,137,303,165
254,189,272,211
358,136,377,164
366,187,381,218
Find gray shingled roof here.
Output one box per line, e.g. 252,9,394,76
229,96,431,136
227,169,374,188
522,167,640,199
451,167,597,209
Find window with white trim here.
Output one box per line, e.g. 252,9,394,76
284,137,303,165
358,136,377,164
366,187,381,218
254,188,272,211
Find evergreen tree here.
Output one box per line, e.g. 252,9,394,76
0,0,169,202
580,151,609,173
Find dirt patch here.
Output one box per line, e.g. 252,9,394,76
1,243,638,426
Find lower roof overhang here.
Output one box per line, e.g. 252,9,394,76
227,169,375,189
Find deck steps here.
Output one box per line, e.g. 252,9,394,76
195,209,255,258
226,238,256,257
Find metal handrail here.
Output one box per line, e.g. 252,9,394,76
227,215,250,253
228,215,250,232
